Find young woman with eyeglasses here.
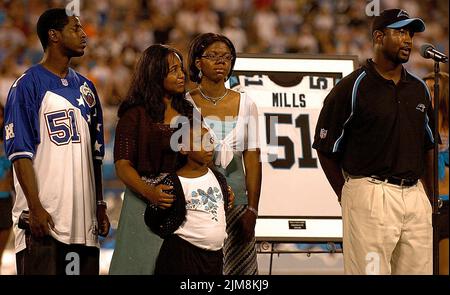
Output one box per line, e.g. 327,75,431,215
187,33,262,275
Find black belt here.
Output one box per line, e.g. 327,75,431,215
370,176,418,187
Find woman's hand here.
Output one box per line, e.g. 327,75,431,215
144,184,175,209
239,208,257,242
227,186,235,210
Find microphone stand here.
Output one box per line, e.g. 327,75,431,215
432,61,440,275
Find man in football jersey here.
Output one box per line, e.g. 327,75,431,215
3,8,109,275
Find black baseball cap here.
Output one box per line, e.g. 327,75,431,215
372,9,425,33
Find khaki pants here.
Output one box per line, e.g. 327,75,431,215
341,177,432,275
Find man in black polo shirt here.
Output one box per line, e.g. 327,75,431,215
313,9,434,275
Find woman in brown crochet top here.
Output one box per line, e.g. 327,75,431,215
109,44,194,274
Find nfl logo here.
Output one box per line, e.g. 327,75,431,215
80,82,96,107
320,128,328,139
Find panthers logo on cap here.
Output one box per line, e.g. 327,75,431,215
397,10,409,18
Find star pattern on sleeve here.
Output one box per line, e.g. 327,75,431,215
77,96,85,107
94,140,103,152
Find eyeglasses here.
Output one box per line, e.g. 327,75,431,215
201,54,233,62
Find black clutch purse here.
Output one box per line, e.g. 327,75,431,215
144,174,187,239
144,170,230,239
18,210,30,232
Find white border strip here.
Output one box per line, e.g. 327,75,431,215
8,151,33,161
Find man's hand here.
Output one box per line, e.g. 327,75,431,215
97,205,110,237
239,209,257,242
29,205,55,238
317,151,345,199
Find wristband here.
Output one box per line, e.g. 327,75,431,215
247,206,258,216
97,200,107,208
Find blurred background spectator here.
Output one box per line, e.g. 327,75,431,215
0,0,448,253
1,0,447,99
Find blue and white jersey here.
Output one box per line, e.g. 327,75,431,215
4,64,104,252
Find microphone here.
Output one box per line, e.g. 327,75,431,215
420,43,448,63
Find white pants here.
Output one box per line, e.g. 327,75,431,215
341,177,433,275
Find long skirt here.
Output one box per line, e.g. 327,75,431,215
109,188,163,274
223,205,258,275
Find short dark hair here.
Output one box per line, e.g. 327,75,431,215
188,33,236,83
36,8,70,50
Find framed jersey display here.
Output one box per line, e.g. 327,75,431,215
228,54,357,234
